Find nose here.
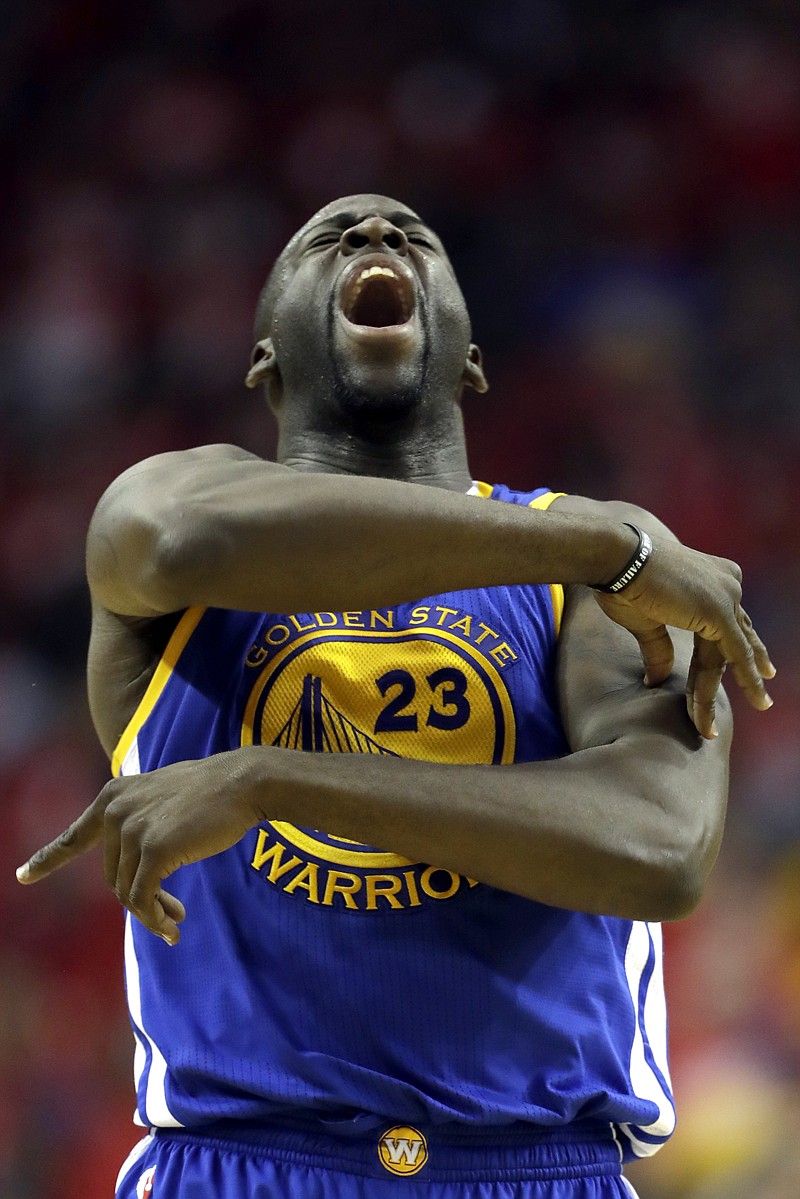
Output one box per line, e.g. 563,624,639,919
340,216,408,256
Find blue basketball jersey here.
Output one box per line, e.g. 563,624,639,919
112,483,675,1164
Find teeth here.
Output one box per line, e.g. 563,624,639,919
349,265,399,301
359,265,397,280
344,263,411,323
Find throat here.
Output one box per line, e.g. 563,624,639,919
278,426,472,492
276,368,472,489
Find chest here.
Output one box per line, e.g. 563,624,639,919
172,588,568,768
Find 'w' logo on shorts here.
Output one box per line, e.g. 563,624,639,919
378,1126,429,1176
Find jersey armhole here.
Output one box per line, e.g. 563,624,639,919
527,491,567,637
111,606,207,777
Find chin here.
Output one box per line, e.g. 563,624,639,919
331,373,426,429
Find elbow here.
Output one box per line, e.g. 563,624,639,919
608,734,729,922
665,840,721,921
616,856,704,923
647,862,705,922
608,857,702,923
129,507,218,613
636,807,724,922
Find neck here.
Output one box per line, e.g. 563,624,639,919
275,400,473,492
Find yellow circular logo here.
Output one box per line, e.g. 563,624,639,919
242,616,517,906
242,625,514,768
378,1125,428,1176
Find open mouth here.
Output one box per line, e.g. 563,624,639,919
340,262,415,328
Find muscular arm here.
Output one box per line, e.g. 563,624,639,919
86,444,643,615
252,511,728,921
20,505,730,935
226,589,726,921
87,445,772,738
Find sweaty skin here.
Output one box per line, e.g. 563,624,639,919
17,194,775,947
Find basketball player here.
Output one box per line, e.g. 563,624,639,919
18,196,774,1197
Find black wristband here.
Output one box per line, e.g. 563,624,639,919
593,524,653,594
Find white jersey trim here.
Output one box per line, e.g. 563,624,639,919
643,923,673,1091
617,920,676,1158
120,737,140,778
114,1133,153,1194
124,913,184,1128
121,741,184,1129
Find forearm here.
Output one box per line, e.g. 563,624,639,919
94,455,638,615
192,477,635,612
18,650,729,941
235,735,719,920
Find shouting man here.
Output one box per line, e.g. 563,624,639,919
19,195,774,1198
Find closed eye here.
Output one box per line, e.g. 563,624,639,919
408,234,434,249
307,234,340,251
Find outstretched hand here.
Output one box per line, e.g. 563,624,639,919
594,538,774,739
16,754,259,944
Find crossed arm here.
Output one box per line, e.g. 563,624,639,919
80,445,772,735
16,447,773,942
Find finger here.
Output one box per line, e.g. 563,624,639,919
687,635,727,740
17,801,106,884
115,834,141,907
718,620,773,711
116,854,185,927
111,846,184,943
128,854,181,945
159,889,186,926
632,624,675,688
738,607,776,680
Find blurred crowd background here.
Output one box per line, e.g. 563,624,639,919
1,1,798,1196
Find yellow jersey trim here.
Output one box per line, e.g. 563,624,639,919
111,606,206,777
472,483,566,637
527,491,567,511
527,490,566,636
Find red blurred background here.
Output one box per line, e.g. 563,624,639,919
1,3,798,1196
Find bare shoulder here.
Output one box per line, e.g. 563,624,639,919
86,445,284,616
86,445,267,755
90,444,266,534
92,443,265,514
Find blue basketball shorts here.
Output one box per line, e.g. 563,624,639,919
114,1119,641,1198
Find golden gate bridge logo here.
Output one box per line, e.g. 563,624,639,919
271,674,399,757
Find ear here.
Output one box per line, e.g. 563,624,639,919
461,343,488,395
245,338,280,393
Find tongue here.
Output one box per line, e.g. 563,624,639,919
348,277,408,327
